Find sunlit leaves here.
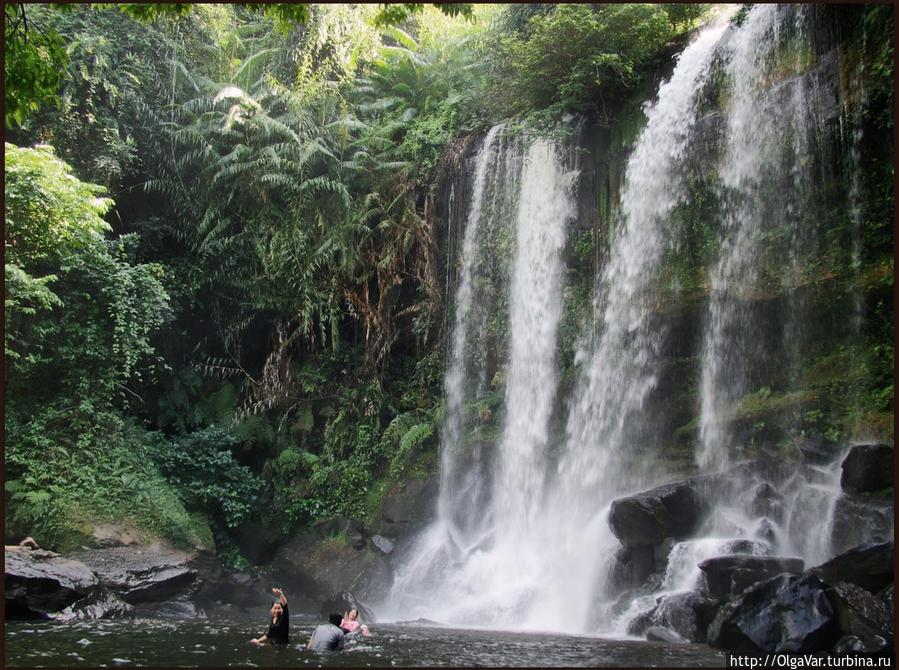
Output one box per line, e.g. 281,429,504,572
4,4,68,127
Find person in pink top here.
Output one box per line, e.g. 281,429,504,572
339,608,370,637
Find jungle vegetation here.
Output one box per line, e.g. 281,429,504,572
4,3,893,561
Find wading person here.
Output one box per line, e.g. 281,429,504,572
250,588,289,645
307,613,346,651
340,608,371,638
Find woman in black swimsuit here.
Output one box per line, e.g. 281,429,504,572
250,588,289,645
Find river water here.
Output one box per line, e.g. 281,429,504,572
6,617,726,667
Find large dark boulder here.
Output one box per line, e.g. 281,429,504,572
68,544,198,604
840,444,894,494
654,590,720,643
708,573,840,652
810,541,893,594
699,554,804,601
830,495,893,556
320,591,375,623
608,479,709,547
826,582,893,645
5,548,100,619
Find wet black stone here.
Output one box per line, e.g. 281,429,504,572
810,541,893,594
654,590,720,643
708,574,839,652
699,554,804,601
840,444,894,494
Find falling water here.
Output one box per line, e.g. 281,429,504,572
385,129,577,628
385,21,729,633
698,5,825,470
493,138,574,537
438,124,507,542
560,20,730,499
385,4,889,640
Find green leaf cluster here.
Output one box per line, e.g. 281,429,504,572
151,427,263,528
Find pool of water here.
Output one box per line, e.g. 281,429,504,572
6,616,726,667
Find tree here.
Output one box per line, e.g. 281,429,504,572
5,142,170,405
4,3,473,128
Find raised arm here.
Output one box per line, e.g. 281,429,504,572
272,587,287,606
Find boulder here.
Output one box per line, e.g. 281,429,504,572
371,535,395,555
840,444,894,494
608,479,708,547
708,573,840,652
68,544,198,604
826,582,893,645
810,541,893,594
5,548,99,618
645,626,689,644
50,590,134,622
320,591,375,622
829,495,893,556
699,554,804,601
654,590,720,643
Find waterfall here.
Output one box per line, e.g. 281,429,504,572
384,127,577,627
560,20,729,498
384,21,727,633
384,4,889,639
698,4,824,470
493,138,573,538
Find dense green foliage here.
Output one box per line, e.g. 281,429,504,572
4,3,892,562
488,4,707,118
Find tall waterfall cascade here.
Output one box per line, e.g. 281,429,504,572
382,5,892,635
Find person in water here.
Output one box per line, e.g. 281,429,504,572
250,588,289,645
307,613,346,651
340,608,370,637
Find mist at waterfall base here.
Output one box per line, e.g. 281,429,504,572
381,5,891,636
